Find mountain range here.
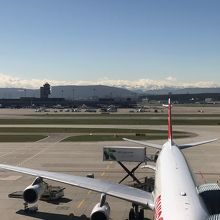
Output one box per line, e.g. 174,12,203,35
0,85,136,99
144,87,220,95
0,85,220,99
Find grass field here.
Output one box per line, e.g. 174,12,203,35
0,111,211,142
0,135,47,142
62,133,191,142
0,127,182,134
0,127,192,142
27,113,220,118
0,118,220,125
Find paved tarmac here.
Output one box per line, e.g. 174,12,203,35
0,133,219,220
0,108,219,220
0,141,155,220
0,105,220,116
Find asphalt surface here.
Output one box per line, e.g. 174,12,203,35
0,141,155,220
0,134,219,220
0,108,219,220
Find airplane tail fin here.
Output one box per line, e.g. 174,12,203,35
168,98,172,140
124,98,217,150
163,98,172,141
163,99,217,147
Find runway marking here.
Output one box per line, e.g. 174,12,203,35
75,163,111,209
0,175,22,181
15,137,63,166
18,146,52,166
0,152,14,159
58,135,71,142
35,135,49,143
77,199,85,209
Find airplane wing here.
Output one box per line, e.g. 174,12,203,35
178,138,217,149
0,164,154,209
123,138,162,149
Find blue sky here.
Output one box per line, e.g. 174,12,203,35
0,0,219,88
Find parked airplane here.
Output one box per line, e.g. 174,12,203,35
0,99,219,220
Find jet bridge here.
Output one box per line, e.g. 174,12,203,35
103,146,147,184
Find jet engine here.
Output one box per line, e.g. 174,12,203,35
90,202,110,220
23,177,46,204
90,193,110,220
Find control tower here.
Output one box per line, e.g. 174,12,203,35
40,83,51,99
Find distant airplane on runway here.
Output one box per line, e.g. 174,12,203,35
0,98,219,220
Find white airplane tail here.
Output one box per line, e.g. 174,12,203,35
162,98,172,141
124,98,217,149
164,98,217,149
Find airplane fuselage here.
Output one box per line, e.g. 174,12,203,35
154,140,209,220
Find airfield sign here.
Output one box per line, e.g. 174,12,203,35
103,146,146,162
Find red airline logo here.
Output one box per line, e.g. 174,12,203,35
155,195,164,220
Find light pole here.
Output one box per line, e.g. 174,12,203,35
61,89,64,98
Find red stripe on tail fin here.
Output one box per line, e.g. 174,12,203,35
168,98,172,140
